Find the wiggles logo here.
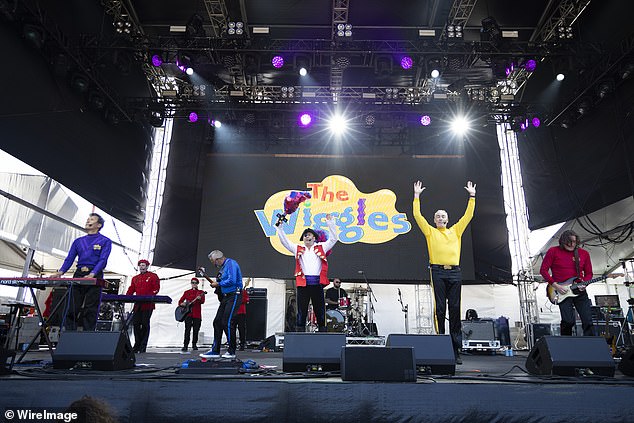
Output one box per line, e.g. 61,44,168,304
254,175,411,256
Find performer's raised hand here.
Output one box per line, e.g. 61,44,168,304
413,181,425,198
464,181,476,197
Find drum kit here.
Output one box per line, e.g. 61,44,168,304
325,286,375,336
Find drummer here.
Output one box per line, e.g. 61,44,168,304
325,278,349,311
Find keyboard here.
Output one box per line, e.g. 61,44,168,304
100,294,172,304
0,277,107,289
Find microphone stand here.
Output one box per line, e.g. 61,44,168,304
358,270,376,335
397,289,408,334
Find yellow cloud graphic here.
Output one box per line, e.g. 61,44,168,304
254,175,411,256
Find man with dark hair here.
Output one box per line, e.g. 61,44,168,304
51,213,112,331
126,259,160,353
325,278,348,311
200,250,243,359
413,180,476,364
276,215,338,332
540,229,594,336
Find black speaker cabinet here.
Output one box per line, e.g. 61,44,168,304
282,333,346,372
386,334,455,375
245,296,267,342
525,336,615,377
618,347,634,376
341,346,416,382
53,331,135,371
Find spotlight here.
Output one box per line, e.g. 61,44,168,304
364,114,376,126
556,73,565,81
596,81,612,99
524,59,537,72
531,117,541,128
451,116,469,135
271,55,284,68
70,73,90,94
431,69,440,78
188,112,198,123
151,54,163,67
420,115,432,126
577,98,592,116
336,23,353,38
211,119,222,128
327,114,348,135
335,56,351,69
177,53,193,74
446,23,463,40
400,56,413,70
299,67,307,76
22,24,45,49
226,21,245,37
298,113,313,127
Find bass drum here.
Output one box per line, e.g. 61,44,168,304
326,309,345,332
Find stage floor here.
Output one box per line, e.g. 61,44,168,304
2,346,634,423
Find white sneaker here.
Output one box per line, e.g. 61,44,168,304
221,352,236,359
200,350,220,358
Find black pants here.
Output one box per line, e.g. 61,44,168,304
64,268,102,331
236,313,246,346
184,316,201,348
132,308,153,352
296,285,326,331
559,292,594,336
431,267,462,353
212,292,241,354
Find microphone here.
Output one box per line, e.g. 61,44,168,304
398,288,402,296
357,270,364,275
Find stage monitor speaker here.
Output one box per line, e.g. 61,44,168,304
386,334,455,375
246,297,267,342
525,336,615,377
53,331,135,371
618,347,634,376
283,333,346,372
341,346,416,382
530,323,552,345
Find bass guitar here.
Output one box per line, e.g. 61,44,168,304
546,273,622,305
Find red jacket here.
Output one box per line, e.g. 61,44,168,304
237,289,249,315
294,245,329,287
179,288,206,319
540,246,593,284
126,271,161,310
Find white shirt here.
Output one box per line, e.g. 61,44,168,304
277,220,338,276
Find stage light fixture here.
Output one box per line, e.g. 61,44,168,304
577,98,592,116
621,62,634,80
596,81,613,99
151,54,163,67
211,119,222,128
364,114,376,127
400,56,413,70
22,24,45,49
148,105,165,128
272,55,284,68
420,115,432,126
227,21,244,37
70,73,90,94
556,73,565,81
446,24,463,39
336,23,352,38
524,59,537,72
481,17,501,45
531,117,541,128
188,112,198,123
299,67,307,76
298,113,313,127
177,53,193,75
431,69,440,78
281,86,295,98
335,56,351,69
328,114,348,135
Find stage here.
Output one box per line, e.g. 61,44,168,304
2,345,634,423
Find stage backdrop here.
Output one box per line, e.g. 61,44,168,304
196,154,475,282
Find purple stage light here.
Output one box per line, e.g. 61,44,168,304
525,59,537,72
188,112,198,123
420,115,432,126
298,113,313,127
532,117,541,127
272,55,284,68
400,56,413,70
151,54,163,67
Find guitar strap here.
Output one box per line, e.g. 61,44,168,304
573,247,581,278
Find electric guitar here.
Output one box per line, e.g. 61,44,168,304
197,267,224,302
546,273,623,305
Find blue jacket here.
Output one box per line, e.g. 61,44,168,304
217,258,243,294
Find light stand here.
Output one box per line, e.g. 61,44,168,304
397,288,409,334
358,270,376,335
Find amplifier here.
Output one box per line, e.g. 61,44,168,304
247,288,267,298
461,320,495,341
